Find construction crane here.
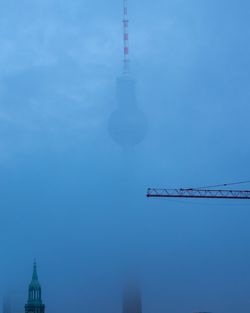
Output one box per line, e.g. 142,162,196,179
147,181,250,200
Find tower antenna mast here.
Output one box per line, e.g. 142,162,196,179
123,0,130,75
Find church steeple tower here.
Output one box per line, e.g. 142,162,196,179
25,262,45,313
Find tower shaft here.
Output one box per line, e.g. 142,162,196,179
123,285,142,313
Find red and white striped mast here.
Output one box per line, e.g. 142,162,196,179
123,0,130,75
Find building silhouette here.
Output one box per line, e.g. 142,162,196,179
24,263,45,313
3,296,11,313
3,291,23,313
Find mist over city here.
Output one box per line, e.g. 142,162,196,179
1,1,250,313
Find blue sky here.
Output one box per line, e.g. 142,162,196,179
1,1,250,313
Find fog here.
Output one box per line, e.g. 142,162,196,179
1,1,250,313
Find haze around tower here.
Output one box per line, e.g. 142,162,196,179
0,1,250,313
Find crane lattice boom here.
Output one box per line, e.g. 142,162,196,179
147,188,250,200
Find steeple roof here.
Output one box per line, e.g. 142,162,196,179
29,261,41,289
25,261,44,311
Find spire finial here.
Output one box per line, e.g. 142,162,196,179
32,259,38,281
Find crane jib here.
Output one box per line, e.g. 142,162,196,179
147,188,250,200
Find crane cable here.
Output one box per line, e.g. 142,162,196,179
193,180,250,190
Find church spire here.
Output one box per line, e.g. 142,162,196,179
25,262,45,313
32,261,38,282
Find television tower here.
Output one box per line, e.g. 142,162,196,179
108,0,147,147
